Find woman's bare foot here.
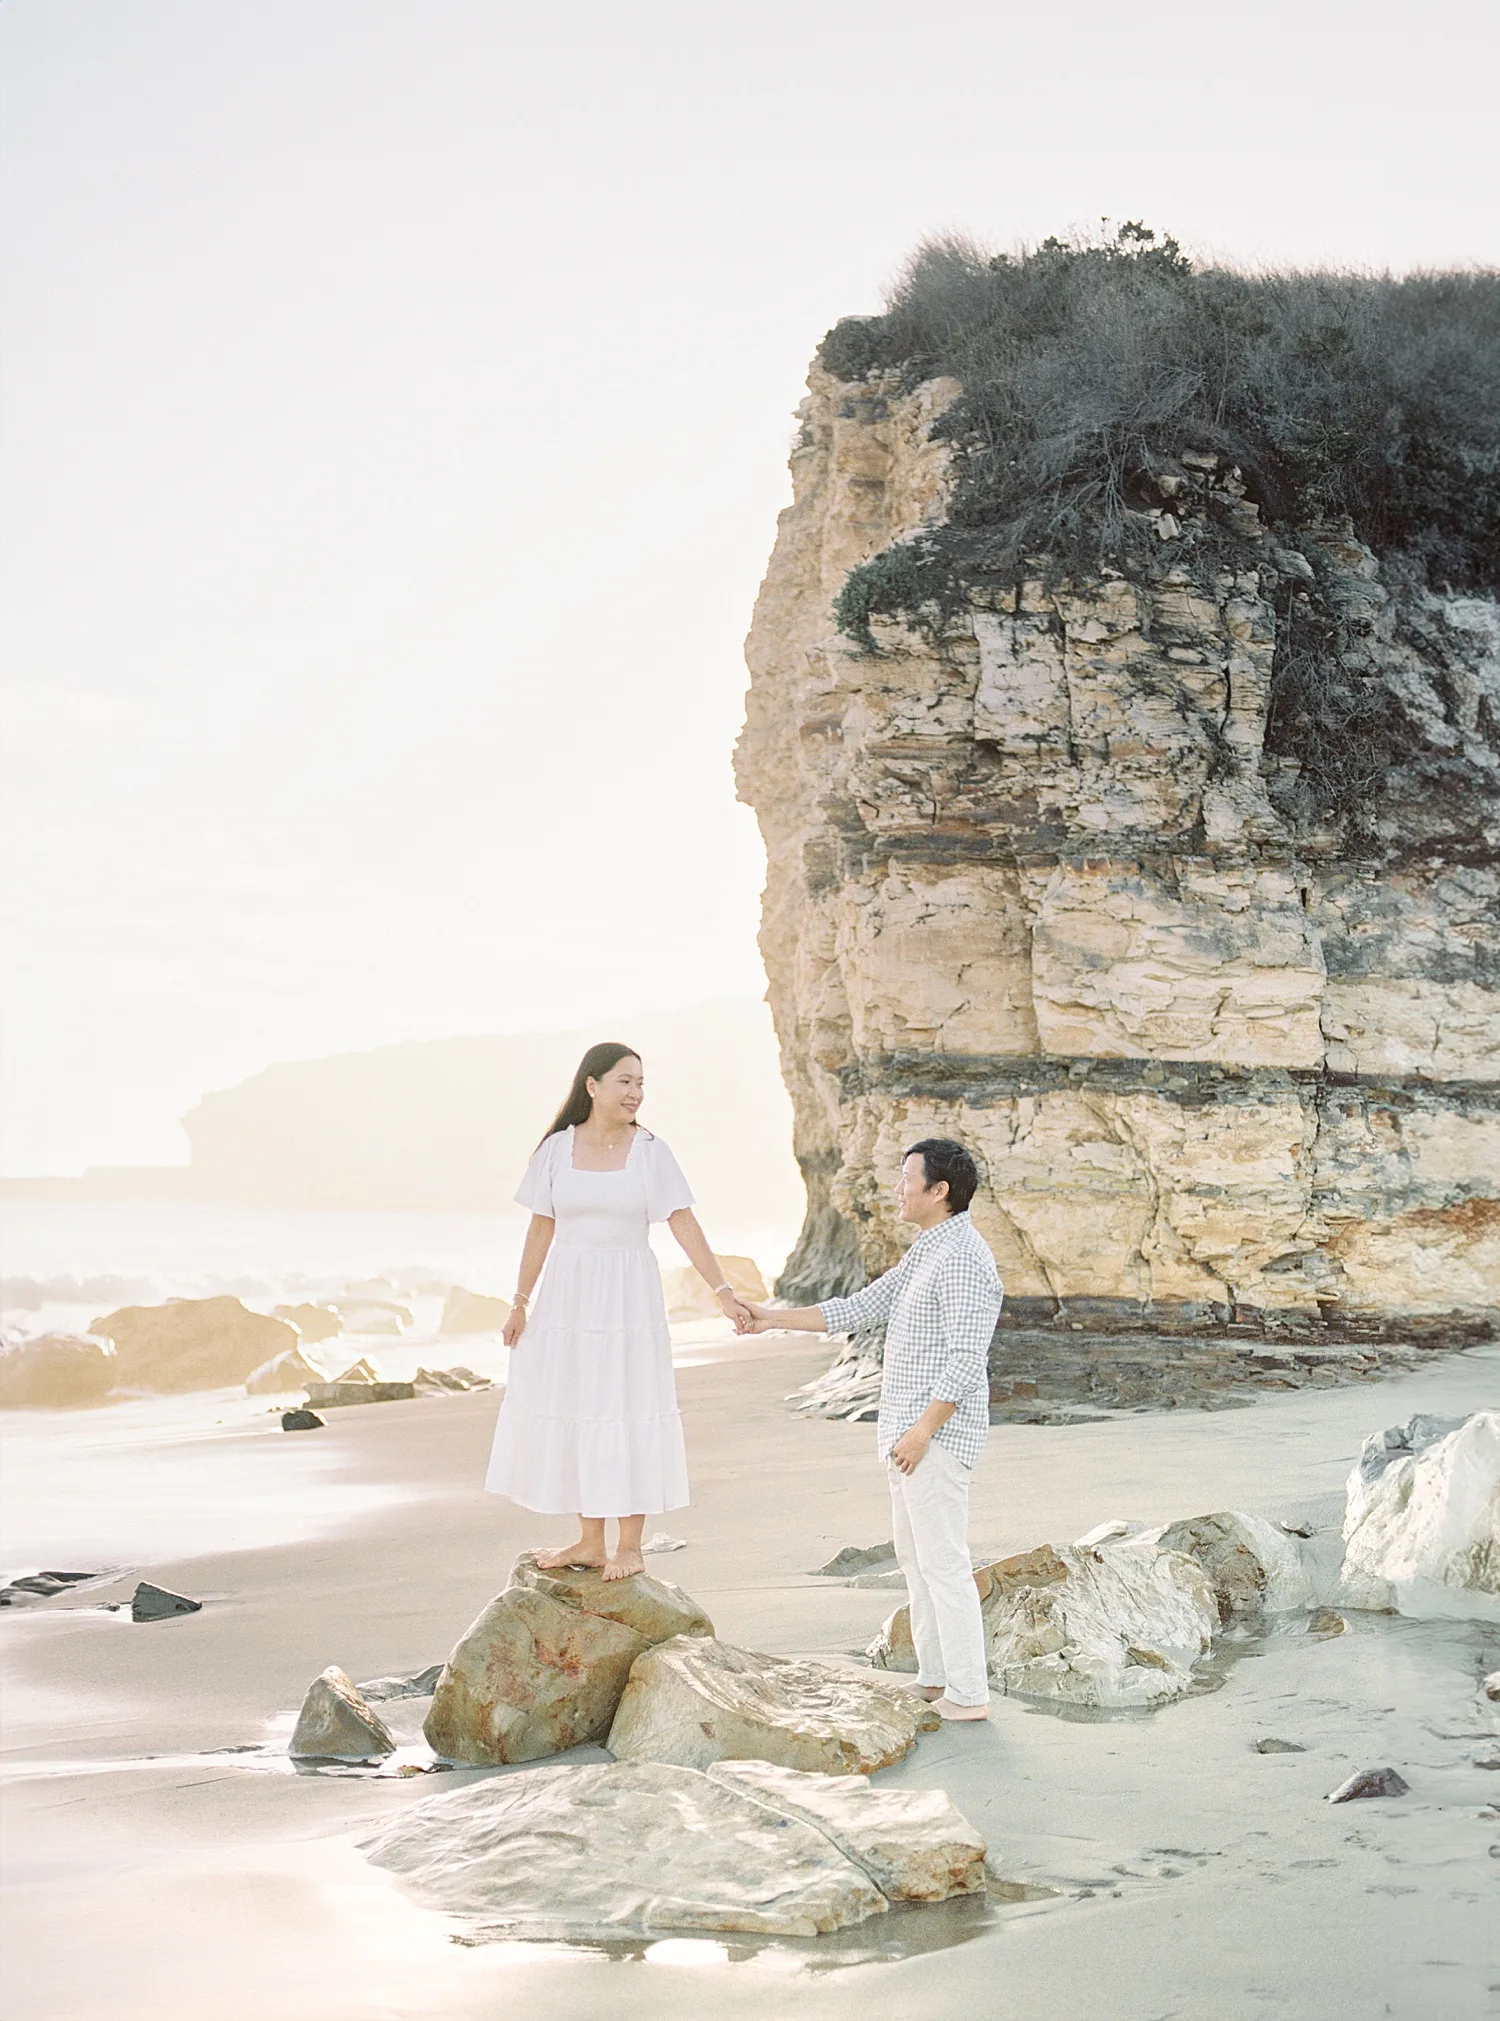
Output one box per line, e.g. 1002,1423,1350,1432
602,1549,645,1582
934,1695,989,1721
535,1542,607,1570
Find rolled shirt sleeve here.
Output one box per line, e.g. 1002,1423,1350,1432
928,1247,1003,1405
819,1267,900,1335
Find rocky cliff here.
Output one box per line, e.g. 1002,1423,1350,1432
735,364,1500,1325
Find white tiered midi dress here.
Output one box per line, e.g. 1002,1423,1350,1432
483,1126,693,1515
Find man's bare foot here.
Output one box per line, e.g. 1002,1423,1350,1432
535,1543,607,1570
602,1550,645,1582
903,1683,946,1701
934,1695,989,1722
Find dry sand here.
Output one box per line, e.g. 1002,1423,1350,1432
2,1334,1498,2019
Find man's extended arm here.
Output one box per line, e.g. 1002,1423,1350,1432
744,1267,900,1336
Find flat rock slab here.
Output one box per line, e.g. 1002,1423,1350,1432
304,1380,416,1407
708,1760,985,1900
362,1759,985,1940
607,1636,935,1773
358,1665,444,1702
131,1582,201,1622
291,1666,396,1760
813,1543,897,1578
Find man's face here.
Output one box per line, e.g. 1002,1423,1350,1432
897,1152,950,1226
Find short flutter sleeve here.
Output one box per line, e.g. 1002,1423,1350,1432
514,1133,560,1215
643,1136,695,1221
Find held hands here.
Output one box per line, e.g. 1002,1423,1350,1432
735,1302,778,1335
716,1287,755,1333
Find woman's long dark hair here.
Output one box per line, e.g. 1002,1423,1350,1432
541,1042,642,1143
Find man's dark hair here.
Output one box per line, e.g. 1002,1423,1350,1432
903,1137,979,1214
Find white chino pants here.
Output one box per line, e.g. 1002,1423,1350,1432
887,1440,989,1707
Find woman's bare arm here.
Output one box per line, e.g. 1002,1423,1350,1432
665,1208,753,1328
503,1214,555,1346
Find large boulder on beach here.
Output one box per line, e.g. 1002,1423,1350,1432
662,1255,768,1321
244,1345,325,1395
1143,1510,1313,1621
361,1759,985,1940
1340,1410,1500,1621
425,1585,649,1764
0,1332,117,1408
423,1558,712,1767
88,1297,296,1393
607,1636,935,1773
439,1287,511,1334
870,1537,1217,1710
291,1666,396,1760
272,1302,343,1342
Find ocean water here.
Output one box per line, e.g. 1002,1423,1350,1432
0,1202,802,1574
0,1201,797,1326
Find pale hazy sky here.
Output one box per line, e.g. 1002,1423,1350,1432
3,0,1496,1174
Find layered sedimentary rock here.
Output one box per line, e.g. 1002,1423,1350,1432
735,364,1500,1321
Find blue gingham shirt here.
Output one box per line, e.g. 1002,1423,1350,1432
820,1212,1003,1468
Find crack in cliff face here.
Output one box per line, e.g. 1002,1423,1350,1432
736,362,1500,1320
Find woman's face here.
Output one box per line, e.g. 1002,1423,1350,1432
586,1056,644,1126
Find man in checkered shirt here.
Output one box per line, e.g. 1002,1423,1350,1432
743,1138,1002,1721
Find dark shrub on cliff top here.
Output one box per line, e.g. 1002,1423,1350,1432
824,227,1500,649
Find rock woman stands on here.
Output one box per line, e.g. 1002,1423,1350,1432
485,1042,751,1580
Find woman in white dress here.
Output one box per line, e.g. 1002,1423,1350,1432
486,1042,751,1580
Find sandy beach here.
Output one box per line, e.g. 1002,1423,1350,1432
2,1332,1497,2021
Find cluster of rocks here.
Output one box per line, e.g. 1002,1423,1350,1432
1,1288,504,1409
286,1555,971,1944
864,1411,1499,1707
417,1554,932,1772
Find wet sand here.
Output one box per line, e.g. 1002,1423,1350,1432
3,1336,1498,2019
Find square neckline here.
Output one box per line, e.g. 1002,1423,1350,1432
565,1123,645,1175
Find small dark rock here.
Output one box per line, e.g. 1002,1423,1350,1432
133,1576,203,1624
132,1582,202,1622
1279,1521,1314,1538
1328,1767,1409,1803
282,1408,324,1431
1255,1738,1307,1754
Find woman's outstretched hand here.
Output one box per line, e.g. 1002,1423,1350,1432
502,1304,527,1348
